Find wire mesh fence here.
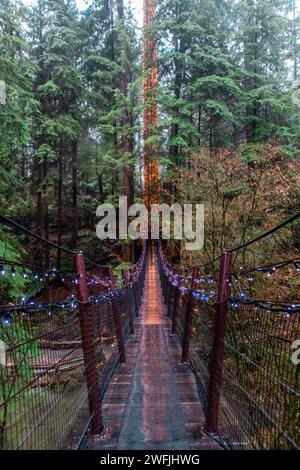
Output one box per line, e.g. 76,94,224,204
189,299,215,403
158,242,300,450
218,302,300,449
0,305,86,450
0,243,147,450
175,291,188,344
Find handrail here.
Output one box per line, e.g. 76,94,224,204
157,235,300,450
0,238,148,450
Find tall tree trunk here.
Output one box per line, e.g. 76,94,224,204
197,105,201,147
168,51,182,164
116,0,124,17
117,0,135,261
117,0,134,207
95,141,104,202
57,147,63,269
293,0,298,80
168,4,185,166
209,111,213,155
71,140,78,245
42,156,49,270
21,147,26,179
34,0,48,267
36,149,43,236
244,0,258,143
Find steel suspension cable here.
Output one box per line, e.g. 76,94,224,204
0,214,107,269
194,210,300,269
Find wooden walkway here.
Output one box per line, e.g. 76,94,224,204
84,248,220,450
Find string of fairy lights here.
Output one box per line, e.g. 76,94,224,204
228,257,300,311
232,257,300,280
0,258,78,284
0,256,114,286
0,248,146,325
159,248,300,315
1,243,298,323
0,285,133,325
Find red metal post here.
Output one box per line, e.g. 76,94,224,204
206,251,232,433
133,280,139,317
181,267,198,363
166,279,172,313
108,266,116,290
111,294,127,364
74,253,103,435
172,278,182,335
122,269,135,334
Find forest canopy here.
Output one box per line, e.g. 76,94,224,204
0,0,299,280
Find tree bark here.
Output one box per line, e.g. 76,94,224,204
57,146,63,269
71,140,78,245
117,0,135,207
244,0,258,143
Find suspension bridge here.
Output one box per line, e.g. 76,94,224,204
0,212,299,451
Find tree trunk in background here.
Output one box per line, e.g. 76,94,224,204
71,140,78,245
197,105,201,147
117,0,134,207
98,174,104,202
209,110,214,155
21,148,26,179
116,0,124,17
34,1,49,268
168,47,182,165
57,147,63,269
293,0,298,80
36,151,43,236
143,0,160,211
42,157,49,270
244,0,258,143
168,4,187,167
95,142,105,203
117,0,134,261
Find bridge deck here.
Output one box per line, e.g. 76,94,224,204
85,249,220,450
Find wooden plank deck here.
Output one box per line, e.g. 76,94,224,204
84,248,221,450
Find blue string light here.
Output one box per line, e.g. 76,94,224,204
228,297,300,313
234,258,300,281
0,262,83,285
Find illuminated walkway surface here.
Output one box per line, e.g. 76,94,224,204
86,250,220,450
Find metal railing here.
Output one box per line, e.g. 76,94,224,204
158,211,300,450
0,216,147,449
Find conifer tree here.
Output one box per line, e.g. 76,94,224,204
0,0,34,213
29,0,84,264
